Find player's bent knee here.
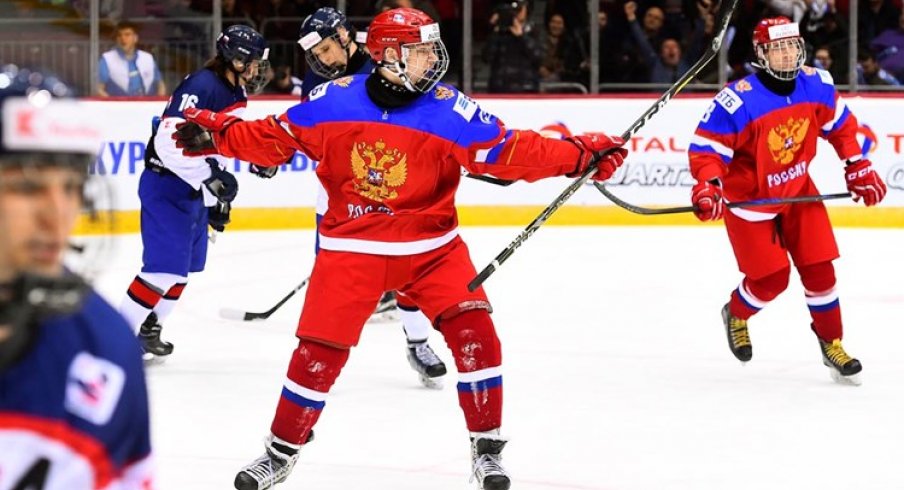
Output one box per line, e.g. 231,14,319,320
798,261,836,292
747,266,791,301
287,338,351,393
438,308,501,372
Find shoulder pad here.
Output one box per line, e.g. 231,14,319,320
452,91,479,121
714,86,743,114
308,81,329,101
814,67,835,85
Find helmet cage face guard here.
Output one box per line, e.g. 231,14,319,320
395,39,449,93
299,31,350,79
756,37,806,80
375,21,448,93
753,21,805,81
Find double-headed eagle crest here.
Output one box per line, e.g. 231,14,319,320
351,140,407,202
767,117,809,165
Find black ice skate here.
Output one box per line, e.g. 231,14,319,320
470,432,511,490
407,339,447,389
721,303,752,363
234,434,302,490
368,291,399,323
138,312,173,363
817,336,862,386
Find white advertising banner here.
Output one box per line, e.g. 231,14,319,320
7,95,903,212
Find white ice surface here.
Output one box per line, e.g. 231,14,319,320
90,226,904,490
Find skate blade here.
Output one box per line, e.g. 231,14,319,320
828,368,861,386
367,311,400,324
419,374,444,390
142,353,169,366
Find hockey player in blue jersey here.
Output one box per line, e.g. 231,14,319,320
119,25,269,361
288,7,449,388
0,78,154,488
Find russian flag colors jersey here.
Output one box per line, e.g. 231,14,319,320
0,291,153,490
213,75,586,255
689,67,862,219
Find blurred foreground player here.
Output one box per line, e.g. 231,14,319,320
0,79,154,487
688,17,886,385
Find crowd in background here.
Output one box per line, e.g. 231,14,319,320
3,0,904,95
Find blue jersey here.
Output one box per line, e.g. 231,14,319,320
0,291,154,489
162,68,247,118
153,68,247,201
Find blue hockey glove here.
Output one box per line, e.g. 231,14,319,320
203,158,239,203
209,201,231,232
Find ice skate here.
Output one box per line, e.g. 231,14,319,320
407,339,447,389
470,432,510,490
138,312,173,364
817,336,862,386
721,303,752,363
234,434,301,490
368,291,400,323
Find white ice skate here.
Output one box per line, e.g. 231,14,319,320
407,339,447,389
470,432,511,490
234,434,300,490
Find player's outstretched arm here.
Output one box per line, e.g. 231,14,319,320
174,108,301,166
463,129,627,183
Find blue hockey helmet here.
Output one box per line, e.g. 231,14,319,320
215,25,270,93
298,7,356,79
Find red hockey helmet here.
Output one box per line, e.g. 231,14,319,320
366,8,449,93
752,16,806,80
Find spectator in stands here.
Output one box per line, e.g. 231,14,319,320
265,64,304,96
622,1,668,82
97,21,166,97
764,0,808,22
375,0,441,21
626,1,705,83
483,0,543,92
858,0,901,49
812,45,846,81
858,48,901,85
870,10,904,81
539,13,588,85
595,8,637,84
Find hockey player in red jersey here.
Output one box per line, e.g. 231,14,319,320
688,16,887,385
173,8,627,490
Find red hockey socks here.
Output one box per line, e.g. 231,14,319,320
729,267,790,320
271,340,350,445
798,262,843,341
439,309,502,433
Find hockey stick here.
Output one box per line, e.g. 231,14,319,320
467,0,740,292
463,170,515,186
219,276,310,321
594,184,852,215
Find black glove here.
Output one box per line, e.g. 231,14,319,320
202,158,239,203
208,201,231,232
250,163,278,179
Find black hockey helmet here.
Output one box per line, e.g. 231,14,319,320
298,7,356,79
216,25,270,93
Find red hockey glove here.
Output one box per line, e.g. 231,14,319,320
691,179,724,221
845,159,886,207
566,134,628,182
173,108,241,156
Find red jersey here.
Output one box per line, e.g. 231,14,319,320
210,76,584,255
688,67,861,220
